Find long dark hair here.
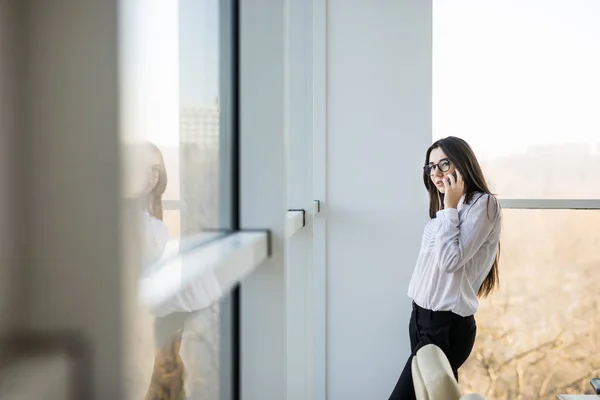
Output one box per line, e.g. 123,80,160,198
145,142,168,221
141,142,184,400
423,136,500,298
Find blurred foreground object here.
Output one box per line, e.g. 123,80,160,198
412,344,486,400
0,332,92,399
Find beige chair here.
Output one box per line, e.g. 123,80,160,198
411,344,487,400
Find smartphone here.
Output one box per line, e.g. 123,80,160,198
447,171,458,184
590,377,600,394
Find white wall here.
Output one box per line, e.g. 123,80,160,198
326,1,432,398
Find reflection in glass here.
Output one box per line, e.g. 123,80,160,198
137,143,169,266
120,0,231,399
460,210,600,398
433,0,600,198
132,144,186,400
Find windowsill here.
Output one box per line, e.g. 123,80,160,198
139,231,269,317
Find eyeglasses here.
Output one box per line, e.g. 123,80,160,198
424,158,451,176
134,164,162,178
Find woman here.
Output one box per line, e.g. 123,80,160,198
137,142,169,266
124,141,186,400
135,142,187,400
388,136,502,400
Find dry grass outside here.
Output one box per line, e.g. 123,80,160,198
459,209,600,399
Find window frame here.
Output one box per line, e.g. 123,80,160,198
499,199,600,210
312,2,328,399
283,0,327,399
217,0,241,398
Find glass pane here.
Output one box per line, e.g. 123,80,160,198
461,209,600,398
163,209,181,238
119,0,236,399
433,1,600,199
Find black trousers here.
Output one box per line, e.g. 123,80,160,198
388,302,477,400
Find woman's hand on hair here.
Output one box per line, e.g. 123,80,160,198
443,170,465,209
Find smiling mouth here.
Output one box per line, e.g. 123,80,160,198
435,181,444,186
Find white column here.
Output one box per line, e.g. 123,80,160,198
325,1,432,398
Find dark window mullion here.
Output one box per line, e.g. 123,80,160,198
219,0,241,398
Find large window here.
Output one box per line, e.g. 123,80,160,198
433,1,600,398
461,210,600,398
120,0,241,399
433,0,600,199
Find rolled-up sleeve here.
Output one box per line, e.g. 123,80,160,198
435,194,499,273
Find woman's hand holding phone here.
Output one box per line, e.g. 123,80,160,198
443,170,465,210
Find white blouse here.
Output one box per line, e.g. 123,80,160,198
141,211,170,267
126,211,170,400
407,192,502,317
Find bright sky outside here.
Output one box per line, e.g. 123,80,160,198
433,0,600,158
121,0,600,155
120,0,218,146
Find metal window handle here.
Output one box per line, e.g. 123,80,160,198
313,200,321,214
0,331,92,400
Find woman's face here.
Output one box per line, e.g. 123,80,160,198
128,147,161,196
426,147,457,194
140,150,161,195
